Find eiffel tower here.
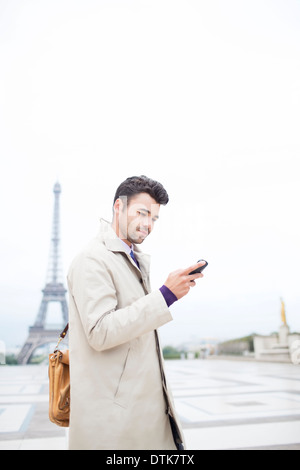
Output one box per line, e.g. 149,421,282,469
18,182,68,364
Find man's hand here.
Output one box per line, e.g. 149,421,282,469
164,261,206,300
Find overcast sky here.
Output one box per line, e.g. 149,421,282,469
0,0,300,349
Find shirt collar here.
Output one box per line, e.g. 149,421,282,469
119,238,133,256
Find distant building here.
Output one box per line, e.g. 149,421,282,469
0,340,5,365
254,299,300,363
217,335,254,357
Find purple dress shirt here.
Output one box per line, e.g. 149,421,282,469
159,285,178,307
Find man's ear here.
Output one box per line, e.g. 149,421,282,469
114,197,127,215
113,198,121,216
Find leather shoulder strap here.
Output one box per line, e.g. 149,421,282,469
59,323,69,339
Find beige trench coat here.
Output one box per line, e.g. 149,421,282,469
67,219,185,450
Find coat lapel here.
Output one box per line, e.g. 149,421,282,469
99,219,152,291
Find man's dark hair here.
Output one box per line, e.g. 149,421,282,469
113,175,169,206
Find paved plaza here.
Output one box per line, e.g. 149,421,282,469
0,358,300,450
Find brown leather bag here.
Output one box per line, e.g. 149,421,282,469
48,324,70,427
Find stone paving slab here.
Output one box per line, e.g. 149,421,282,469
0,359,299,450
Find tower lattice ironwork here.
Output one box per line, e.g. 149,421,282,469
18,182,68,364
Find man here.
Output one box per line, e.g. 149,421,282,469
67,175,205,450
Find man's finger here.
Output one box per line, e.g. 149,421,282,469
183,261,206,275
189,272,204,282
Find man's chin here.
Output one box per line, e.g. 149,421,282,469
129,231,148,244
132,237,146,245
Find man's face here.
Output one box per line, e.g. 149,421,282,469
116,192,160,245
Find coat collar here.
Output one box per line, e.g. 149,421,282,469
98,218,151,272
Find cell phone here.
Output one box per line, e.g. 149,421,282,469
189,259,208,275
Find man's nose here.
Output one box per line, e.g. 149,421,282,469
141,220,152,231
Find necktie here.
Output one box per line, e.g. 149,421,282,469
130,250,140,269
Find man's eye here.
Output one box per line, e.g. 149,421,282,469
138,211,148,217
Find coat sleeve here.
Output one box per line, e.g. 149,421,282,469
67,252,173,351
